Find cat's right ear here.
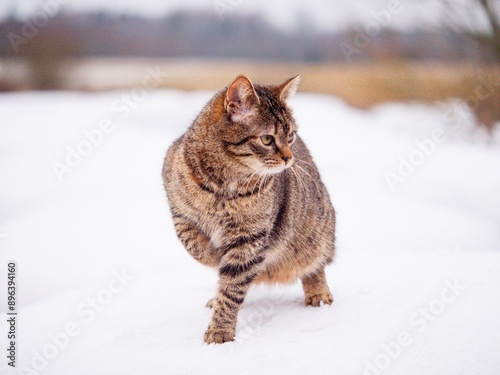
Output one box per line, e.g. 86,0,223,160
278,75,300,101
224,75,260,123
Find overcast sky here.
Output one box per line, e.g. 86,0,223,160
0,0,494,33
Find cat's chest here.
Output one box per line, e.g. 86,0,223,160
190,194,265,223
182,177,273,218
189,192,274,247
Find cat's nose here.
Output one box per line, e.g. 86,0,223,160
280,147,293,164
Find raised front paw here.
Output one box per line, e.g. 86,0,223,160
305,292,333,307
204,328,235,344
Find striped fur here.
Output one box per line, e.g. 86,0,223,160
162,75,336,344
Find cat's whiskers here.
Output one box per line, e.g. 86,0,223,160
249,165,267,201
239,161,269,195
245,165,266,193
238,168,260,195
294,163,323,192
290,165,307,194
295,160,323,190
296,159,317,169
257,168,271,202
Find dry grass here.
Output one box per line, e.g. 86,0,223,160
145,58,498,132
2,57,497,133
2,58,498,124
84,58,496,109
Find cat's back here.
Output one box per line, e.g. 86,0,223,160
162,134,192,205
162,136,182,187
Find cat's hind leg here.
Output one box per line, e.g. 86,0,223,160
301,268,333,307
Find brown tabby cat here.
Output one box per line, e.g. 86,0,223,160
162,75,335,344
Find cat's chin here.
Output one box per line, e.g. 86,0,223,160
267,167,286,175
262,165,289,175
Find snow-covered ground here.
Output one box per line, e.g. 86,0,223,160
1,89,500,375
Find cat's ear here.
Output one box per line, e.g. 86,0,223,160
278,75,300,101
224,75,260,123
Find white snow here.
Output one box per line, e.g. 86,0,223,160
1,89,500,375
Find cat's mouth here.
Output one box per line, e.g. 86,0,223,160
262,160,293,175
245,159,293,176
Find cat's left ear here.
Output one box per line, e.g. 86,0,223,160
225,75,260,123
278,75,301,101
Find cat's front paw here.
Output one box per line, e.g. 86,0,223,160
305,292,333,307
204,328,235,344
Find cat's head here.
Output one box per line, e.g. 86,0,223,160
218,74,300,176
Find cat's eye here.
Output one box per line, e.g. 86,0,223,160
260,135,274,146
288,132,296,144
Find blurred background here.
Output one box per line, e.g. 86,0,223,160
0,0,498,131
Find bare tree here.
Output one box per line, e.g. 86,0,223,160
15,24,81,90
439,0,500,60
435,0,499,136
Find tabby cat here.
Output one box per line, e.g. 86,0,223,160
162,75,335,344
